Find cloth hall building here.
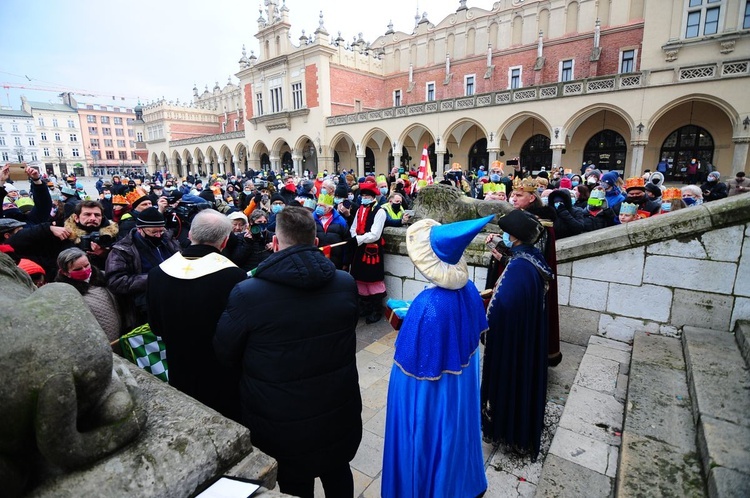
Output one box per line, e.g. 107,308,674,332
135,0,750,181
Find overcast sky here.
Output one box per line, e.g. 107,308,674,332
2,0,466,109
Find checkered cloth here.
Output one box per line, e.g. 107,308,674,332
120,324,169,382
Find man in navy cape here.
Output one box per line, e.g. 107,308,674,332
382,215,493,498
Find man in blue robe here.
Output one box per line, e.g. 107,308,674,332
382,215,493,498
481,209,552,459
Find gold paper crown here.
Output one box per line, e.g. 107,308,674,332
662,187,682,201
513,176,538,193
112,194,129,206
490,160,505,173
125,187,146,205
451,162,462,171
625,177,646,190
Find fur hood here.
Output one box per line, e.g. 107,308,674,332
64,215,119,245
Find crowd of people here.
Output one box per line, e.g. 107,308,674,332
2,158,747,497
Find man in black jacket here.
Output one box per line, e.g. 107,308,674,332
215,206,362,498
147,209,246,421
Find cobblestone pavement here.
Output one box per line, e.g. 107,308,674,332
308,318,586,498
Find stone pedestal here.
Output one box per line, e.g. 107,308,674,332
28,356,277,498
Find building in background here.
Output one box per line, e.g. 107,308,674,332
0,108,42,172
74,96,144,177
133,0,749,181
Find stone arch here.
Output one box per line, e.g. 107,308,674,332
466,28,476,56
362,127,394,175
443,118,489,172
171,150,182,177
193,148,205,176
647,94,739,133
564,103,635,141
150,152,158,172
563,105,633,172
234,143,248,173
495,113,553,164
512,15,523,45
159,151,168,170
397,124,435,166
330,131,357,174
204,146,219,175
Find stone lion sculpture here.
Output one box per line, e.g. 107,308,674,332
0,252,147,497
411,184,513,225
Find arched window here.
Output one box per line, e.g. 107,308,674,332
659,125,714,181
427,143,452,175
468,138,488,173
364,147,375,174
260,153,271,170
281,151,292,170
583,130,627,174
520,134,552,173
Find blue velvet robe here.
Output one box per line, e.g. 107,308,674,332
480,245,553,458
382,283,488,498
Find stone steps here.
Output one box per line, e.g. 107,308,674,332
735,321,750,369
536,335,631,497
683,326,750,497
616,332,704,497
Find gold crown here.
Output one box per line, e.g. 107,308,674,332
662,187,682,201
512,176,538,193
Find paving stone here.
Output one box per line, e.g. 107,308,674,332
548,427,615,475
361,474,382,498
614,373,628,404
360,378,389,412
573,354,619,395
707,467,750,498
350,468,373,498
357,360,392,390
363,405,387,438
585,342,632,365
683,326,750,426
557,385,624,446
547,342,586,405
698,415,750,476
616,432,705,498
356,349,377,369
625,362,695,452
364,341,390,355
589,335,633,352
536,454,613,498
485,467,536,497
350,429,384,478
360,405,377,425
378,331,398,349
598,314,659,343
671,289,734,331
631,332,684,370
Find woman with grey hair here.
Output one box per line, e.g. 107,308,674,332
56,247,122,346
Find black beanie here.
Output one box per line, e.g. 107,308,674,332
136,207,166,228
270,193,287,204
644,182,661,197
334,183,349,199
199,190,215,203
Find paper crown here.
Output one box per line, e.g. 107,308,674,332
111,194,129,205
625,177,646,190
317,193,334,206
620,202,638,216
429,215,495,265
125,188,146,206
483,182,506,194
512,176,538,193
376,174,388,183
662,187,682,201
451,162,462,171
490,160,504,172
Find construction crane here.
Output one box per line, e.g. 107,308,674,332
1,82,141,106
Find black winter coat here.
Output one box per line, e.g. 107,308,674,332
214,244,362,472
548,190,584,239
147,245,247,421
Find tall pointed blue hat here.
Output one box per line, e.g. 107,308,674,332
430,215,495,265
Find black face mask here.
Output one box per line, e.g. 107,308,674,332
391,203,402,212
625,195,646,206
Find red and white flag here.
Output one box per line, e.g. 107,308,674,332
416,143,433,191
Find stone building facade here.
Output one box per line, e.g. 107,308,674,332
21,96,84,178
0,109,41,172
137,0,750,180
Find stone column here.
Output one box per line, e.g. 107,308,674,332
629,140,647,178
550,145,564,171
218,161,225,175
292,156,302,177
393,152,402,171
437,153,445,171
488,149,499,164
357,155,365,178
731,138,750,174
231,156,239,176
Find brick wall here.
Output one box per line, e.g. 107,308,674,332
169,122,221,139
330,66,385,115
330,25,643,108
218,110,244,131
244,84,254,119
305,64,319,109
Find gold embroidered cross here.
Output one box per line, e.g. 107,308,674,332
181,263,194,276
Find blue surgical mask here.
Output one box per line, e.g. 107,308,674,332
347,194,354,201
572,181,579,187
490,174,501,182
683,197,697,206
315,206,326,216
334,197,343,204
271,204,284,214
379,187,388,196
554,201,563,209
104,194,112,200
361,198,374,206
661,202,671,212
502,232,514,248
320,188,328,196
541,197,549,206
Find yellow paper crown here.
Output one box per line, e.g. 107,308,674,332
376,174,388,183
317,193,334,206
483,182,506,194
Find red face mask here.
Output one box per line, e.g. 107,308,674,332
68,267,92,282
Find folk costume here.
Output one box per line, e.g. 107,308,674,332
349,181,387,323
382,216,493,498
481,210,553,459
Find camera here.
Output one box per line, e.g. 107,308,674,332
79,232,113,252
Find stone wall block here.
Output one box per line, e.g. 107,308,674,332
556,225,630,262
384,254,414,279
559,306,600,346
646,237,708,260
598,314,660,343
736,236,750,298
470,265,487,291
557,262,572,277
571,247,644,285
701,225,744,262
607,283,672,322
671,289,734,331
557,276,571,307
731,297,750,331
569,278,609,310
384,275,403,300
643,255,737,295
705,194,750,227
402,279,430,302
